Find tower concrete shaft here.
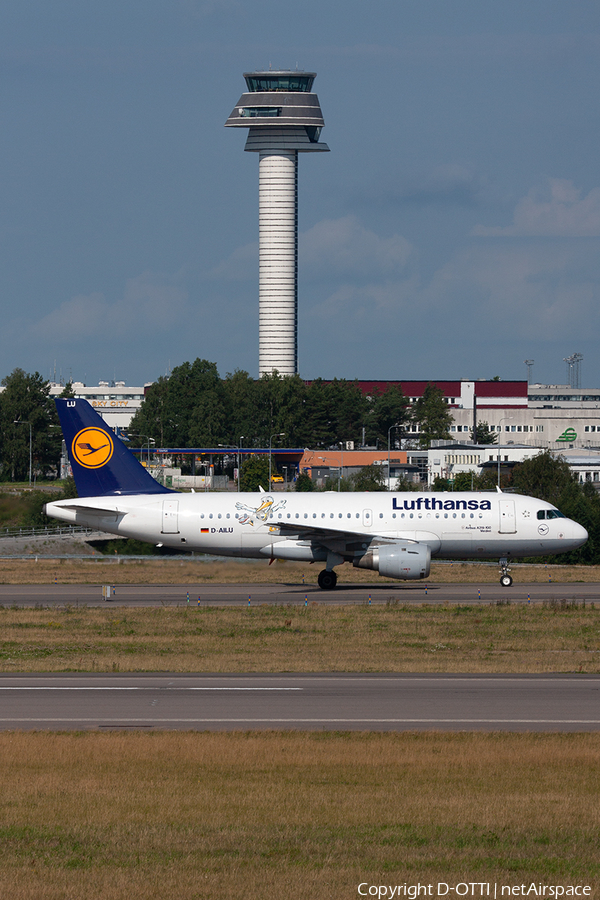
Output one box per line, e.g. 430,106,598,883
259,149,298,374
226,71,329,376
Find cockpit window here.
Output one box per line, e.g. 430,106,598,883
537,509,566,520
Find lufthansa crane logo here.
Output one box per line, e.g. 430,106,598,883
72,428,114,469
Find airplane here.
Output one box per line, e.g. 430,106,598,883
45,398,589,589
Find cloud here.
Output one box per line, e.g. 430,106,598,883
473,179,600,237
421,241,600,342
391,165,486,207
207,241,258,281
304,219,600,347
210,215,414,284
31,272,189,342
300,215,414,279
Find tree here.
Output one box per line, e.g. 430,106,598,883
294,472,314,492
129,359,227,448
239,455,270,492
472,421,497,444
511,451,577,507
0,369,61,482
223,370,258,447
411,383,452,448
301,379,334,448
367,384,411,448
253,372,307,447
350,464,387,492
128,376,170,445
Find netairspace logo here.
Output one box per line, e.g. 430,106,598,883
357,885,593,899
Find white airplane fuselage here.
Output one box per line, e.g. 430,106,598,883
45,489,588,572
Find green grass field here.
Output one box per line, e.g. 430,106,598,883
2,558,598,898
0,602,599,673
1,732,598,900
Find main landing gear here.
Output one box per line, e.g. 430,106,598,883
499,558,513,587
318,569,337,590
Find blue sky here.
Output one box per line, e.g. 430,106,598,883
1,1,600,387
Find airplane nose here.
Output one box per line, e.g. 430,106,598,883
570,521,588,549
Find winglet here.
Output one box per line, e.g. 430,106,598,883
55,398,173,498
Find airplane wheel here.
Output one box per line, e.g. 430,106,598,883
318,569,337,590
500,574,513,587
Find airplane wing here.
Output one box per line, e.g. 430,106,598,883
266,519,414,548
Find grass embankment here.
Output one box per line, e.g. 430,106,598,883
1,602,599,673
0,732,598,899
1,558,600,584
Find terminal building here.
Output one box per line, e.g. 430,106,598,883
48,381,150,430
355,380,600,449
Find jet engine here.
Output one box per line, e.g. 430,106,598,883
353,542,430,580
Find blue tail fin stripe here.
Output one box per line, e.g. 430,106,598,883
55,399,173,498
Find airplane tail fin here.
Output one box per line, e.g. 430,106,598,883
55,398,173,498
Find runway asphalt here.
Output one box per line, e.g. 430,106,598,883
1,580,600,606
1,673,599,731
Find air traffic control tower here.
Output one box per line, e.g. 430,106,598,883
225,71,329,376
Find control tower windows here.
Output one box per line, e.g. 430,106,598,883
240,107,282,118
244,74,315,93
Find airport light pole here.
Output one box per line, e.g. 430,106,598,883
238,437,244,492
387,423,400,492
269,433,285,490
129,434,156,468
497,417,513,488
338,442,344,492
145,438,155,468
13,420,32,487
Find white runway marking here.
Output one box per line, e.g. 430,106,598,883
0,686,302,691
1,718,599,725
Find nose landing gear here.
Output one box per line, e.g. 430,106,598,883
499,558,513,587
